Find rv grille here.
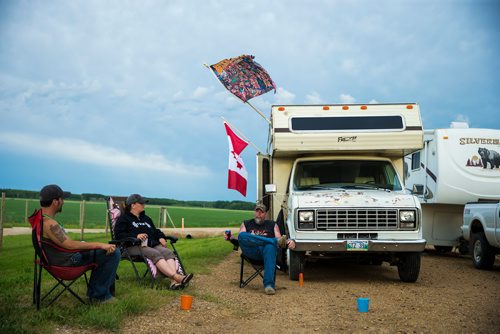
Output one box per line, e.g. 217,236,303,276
316,209,398,230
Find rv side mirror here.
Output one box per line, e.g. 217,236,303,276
265,184,277,194
412,184,424,195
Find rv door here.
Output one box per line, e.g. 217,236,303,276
256,153,271,210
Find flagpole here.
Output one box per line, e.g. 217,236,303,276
204,63,271,125
244,101,271,125
221,116,264,153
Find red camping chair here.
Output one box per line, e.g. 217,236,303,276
29,209,97,309
106,197,187,288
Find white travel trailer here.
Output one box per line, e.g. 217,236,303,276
258,103,426,282
404,124,500,252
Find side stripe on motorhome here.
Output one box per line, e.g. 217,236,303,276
421,162,437,182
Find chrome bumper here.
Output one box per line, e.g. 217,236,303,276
293,239,427,252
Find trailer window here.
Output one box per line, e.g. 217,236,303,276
411,152,421,170
293,160,402,191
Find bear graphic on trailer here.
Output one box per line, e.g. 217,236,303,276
478,147,500,169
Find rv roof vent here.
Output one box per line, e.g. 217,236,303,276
450,122,469,129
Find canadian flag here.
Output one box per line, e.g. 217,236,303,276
224,121,248,196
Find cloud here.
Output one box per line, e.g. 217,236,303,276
274,87,295,104
305,91,324,104
192,86,211,99
0,132,210,176
339,93,356,104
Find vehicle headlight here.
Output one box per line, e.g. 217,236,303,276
298,210,315,229
399,210,416,228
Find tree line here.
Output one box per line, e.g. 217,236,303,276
0,188,255,211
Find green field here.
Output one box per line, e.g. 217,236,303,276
0,233,233,333
1,198,253,229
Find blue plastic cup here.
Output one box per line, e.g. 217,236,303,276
357,297,370,312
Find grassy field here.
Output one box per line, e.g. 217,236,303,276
1,198,253,229
0,233,233,334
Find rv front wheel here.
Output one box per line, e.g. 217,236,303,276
287,249,305,281
397,252,421,283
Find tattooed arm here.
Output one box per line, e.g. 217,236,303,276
43,218,116,254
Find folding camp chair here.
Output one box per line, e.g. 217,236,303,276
106,197,186,288
238,210,288,288
239,254,265,288
29,209,97,309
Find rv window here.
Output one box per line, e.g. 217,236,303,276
411,152,421,170
290,116,404,131
293,160,402,191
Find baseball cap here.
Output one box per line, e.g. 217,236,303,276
255,203,267,212
40,184,71,202
126,194,149,205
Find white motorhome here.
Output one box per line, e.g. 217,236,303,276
404,124,500,252
258,103,426,282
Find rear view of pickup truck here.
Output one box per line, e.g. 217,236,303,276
462,201,500,269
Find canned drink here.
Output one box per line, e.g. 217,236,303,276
224,230,232,240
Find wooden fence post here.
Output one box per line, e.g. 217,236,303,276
0,192,5,250
158,207,163,228
25,200,29,224
80,200,85,241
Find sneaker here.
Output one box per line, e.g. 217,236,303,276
264,286,276,295
278,235,288,249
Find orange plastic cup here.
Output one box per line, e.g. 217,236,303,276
180,295,193,310
299,273,304,287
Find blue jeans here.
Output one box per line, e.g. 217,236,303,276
75,249,121,301
238,232,277,288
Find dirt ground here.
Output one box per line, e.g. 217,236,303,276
58,248,500,334
6,227,498,333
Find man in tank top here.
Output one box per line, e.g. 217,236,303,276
39,184,120,303
238,203,295,295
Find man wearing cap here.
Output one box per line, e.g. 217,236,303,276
39,184,120,303
237,203,295,295
115,194,193,288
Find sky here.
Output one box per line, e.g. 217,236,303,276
0,0,499,202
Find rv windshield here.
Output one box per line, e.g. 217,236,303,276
293,160,403,191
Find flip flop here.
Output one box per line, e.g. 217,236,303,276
181,273,193,285
169,282,184,290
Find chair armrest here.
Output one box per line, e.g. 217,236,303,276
109,237,141,247
165,235,178,244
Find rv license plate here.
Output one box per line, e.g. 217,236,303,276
346,240,369,251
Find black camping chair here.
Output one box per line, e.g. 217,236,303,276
106,197,187,288
239,254,265,288
29,209,98,309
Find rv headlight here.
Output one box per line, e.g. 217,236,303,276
298,210,315,229
299,211,314,223
399,210,416,228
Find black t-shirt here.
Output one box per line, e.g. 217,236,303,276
243,219,276,238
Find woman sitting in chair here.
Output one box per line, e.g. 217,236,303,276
115,194,193,289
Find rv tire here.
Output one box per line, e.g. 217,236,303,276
397,252,421,283
471,232,495,270
287,249,305,281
